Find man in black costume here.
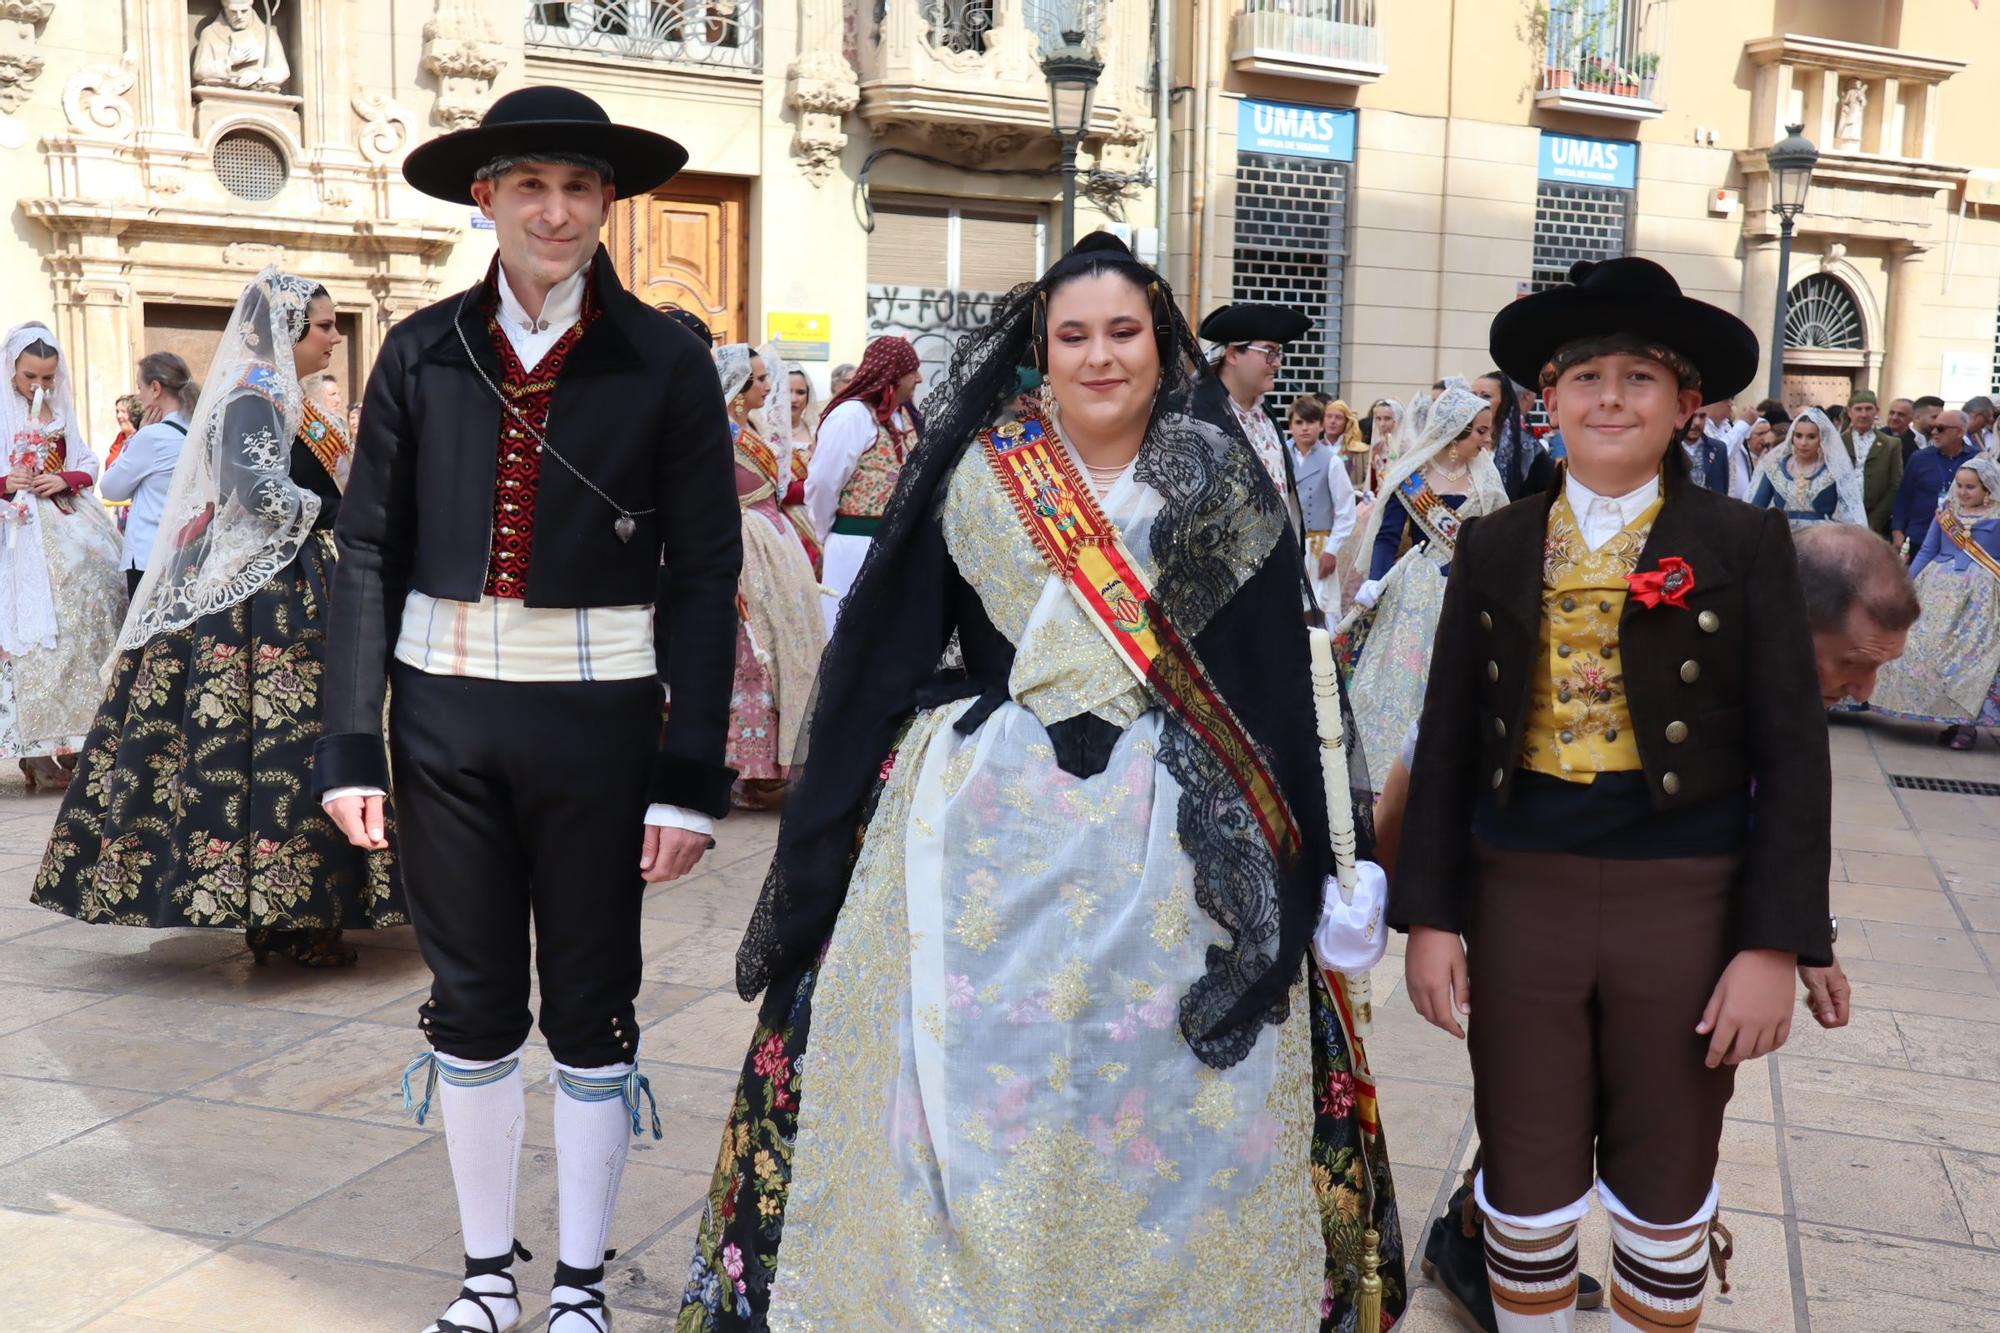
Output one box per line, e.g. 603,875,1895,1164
317,87,740,1332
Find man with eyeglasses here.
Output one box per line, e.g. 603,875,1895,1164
1189,303,1314,542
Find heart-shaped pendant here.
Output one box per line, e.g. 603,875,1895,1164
614,514,636,543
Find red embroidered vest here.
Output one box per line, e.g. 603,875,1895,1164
483,288,599,599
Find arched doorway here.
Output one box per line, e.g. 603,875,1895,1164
1781,272,1866,413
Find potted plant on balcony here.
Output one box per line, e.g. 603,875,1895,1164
1578,53,1614,91
1632,51,1660,100
1614,65,1639,98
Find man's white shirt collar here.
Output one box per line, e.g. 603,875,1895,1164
495,262,588,370
1565,470,1660,552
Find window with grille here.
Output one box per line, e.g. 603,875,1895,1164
1231,151,1349,410
1783,273,1862,351
1531,182,1631,293
213,129,288,202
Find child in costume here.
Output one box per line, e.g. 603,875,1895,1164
1392,258,1833,1332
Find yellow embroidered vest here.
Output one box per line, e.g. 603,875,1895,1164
835,412,914,520
1521,491,1663,783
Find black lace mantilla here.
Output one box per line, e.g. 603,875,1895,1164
1135,414,1284,640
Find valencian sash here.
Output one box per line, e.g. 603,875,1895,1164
1397,469,1464,555
983,412,1302,863
300,399,351,486
1940,504,2000,583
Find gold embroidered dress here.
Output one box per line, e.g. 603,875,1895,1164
682,411,1403,1331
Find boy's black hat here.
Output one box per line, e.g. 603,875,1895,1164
1198,303,1313,347
404,86,688,205
1490,258,1759,402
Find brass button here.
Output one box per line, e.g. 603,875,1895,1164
1605,728,1618,742
1558,643,1572,658
1559,687,1572,703
1662,772,1682,796
1561,596,1577,613
1680,660,1700,684
1491,768,1505,789
1487,661,1500,681
1493,717,1506,738
1698,610,1720,633
1559,729,1575,744
1480,611,1493,630
621,1041,632,1051
1666,720,1689,744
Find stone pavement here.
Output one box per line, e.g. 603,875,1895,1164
1,712,1996,1330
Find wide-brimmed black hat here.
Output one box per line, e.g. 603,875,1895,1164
403,86,688,205
1198,303,1313,347
1490,257,1759,402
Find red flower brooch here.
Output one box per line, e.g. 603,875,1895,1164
1627,556,1695,610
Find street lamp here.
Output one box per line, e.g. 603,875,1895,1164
1765,123,1820,401
1042,30,1103,252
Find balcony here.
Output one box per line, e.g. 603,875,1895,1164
1536,0,1667,121
1230,0,1386,88
524,0,761,72
856,0,1137,161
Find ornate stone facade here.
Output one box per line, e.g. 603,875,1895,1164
422,0,506,132
0,0,55,114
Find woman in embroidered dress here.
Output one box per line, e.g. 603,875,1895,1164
0,323,129,790
805,335,922,633
755,344,821,577
1872,456,2000,750
32,270,404,967
1336,386,1507,785
682,234,1403,1331
785,367,818,456
1748,407,1867,530
716,343,827,810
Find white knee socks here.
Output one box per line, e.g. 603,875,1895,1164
405,1050,528,1333
549,1062,663,1330
1602,1180,1721,1332
1477,1175,1590,1332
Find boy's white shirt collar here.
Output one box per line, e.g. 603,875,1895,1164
1564,469,1661,552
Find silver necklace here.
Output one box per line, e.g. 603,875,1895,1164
453,288,655,543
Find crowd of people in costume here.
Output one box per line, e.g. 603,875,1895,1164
4,82,1993,1333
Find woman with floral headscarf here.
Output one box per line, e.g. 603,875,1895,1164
715,342,826,808
0,323,128,789
804,334,921,632
1872,454,2000,749
1748,407,1867,529
32,269,404,967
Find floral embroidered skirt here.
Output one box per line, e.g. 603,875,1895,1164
725,624,781,781
31,532,405,931
679,701,1405,1331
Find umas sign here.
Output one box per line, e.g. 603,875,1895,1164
1538,132,1638,190
1236,99,1357,163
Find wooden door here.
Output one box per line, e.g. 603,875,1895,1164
1782,370,1855,415
607,175,750,345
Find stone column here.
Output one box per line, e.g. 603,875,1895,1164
786,0,858,185
1741,236,1781,402
1882,243,1931,400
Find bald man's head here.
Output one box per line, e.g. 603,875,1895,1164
1793,524,1920,705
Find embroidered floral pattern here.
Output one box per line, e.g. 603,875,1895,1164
32,533,403,931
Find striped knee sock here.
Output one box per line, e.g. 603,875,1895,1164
1607,1213,1715,1331
1483,1212,1581,1331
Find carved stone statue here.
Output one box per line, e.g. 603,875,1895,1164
1836,79,1866,151
192,0,289,93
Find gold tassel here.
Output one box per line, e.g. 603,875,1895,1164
1356,1227,1384,1332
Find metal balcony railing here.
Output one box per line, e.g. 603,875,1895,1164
911,0,1101,60
525,0,761,70
1232,0,1384,71
1541,0,1665,102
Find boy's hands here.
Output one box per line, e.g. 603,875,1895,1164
1697,948,1798,1067
1405,925,1472,1040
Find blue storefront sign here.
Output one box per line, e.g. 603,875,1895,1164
1237,99,1357,163
1538,132,1637,189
